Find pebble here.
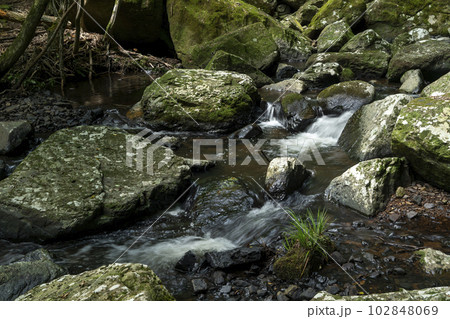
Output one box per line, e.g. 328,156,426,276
220,284,232,294
192,278,208,293
407,210,418,219
330,251,346,264
300,288,317,300
276,291,289,301
389,213,401,223
413,195,423,205
424,203,435,209
326,284,340,295
212,271,225,285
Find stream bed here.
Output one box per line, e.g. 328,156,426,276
0,73,448,300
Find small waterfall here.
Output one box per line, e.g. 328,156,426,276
259,102,284,128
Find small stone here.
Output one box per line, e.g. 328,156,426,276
395,186,406,198
330,251,346,264
247,285,257,294
220,284,232,294
299,288,317,300
326,284,340,295
413,195,422,205
342,263,355,271
175,251,197,273
424,203,435,209
277,291,289,301
392,267,406,276
256,289,267,297
212,271,225,285
192,278,208,293
233,279,250,287
406,210,418,219
284,285,299,299
389,213,401,223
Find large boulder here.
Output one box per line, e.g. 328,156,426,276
325,157,410,217
81,0,170,48
317,20,354,53
415,248,450,275
316,80,375,115
306,50,391,78
391,96,450,191
265,157,309,199
262,79,307,94
0,249,66,301
243,0,278,14
338,94,415,161
294,62,342,87
391,28,430,55
16,263,174,301
387,38,450,82
0,121,32,155
280,93,319,131
313,287,450,301
365,0,450,41
205,50,273,88
189,23,279,71
288,0,325,26
340,29,391,54
421,72,450,97
399,69,425,94
139,69,259,132
0,126,191,242
305,0,366,38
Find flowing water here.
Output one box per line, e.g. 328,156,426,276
0,74,448,299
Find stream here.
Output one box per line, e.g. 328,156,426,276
0,73,448,300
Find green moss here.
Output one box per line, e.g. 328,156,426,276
340,68,355,81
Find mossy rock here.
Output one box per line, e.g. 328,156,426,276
189,22,279,71
415,248,450,275
387,38,450,82
421,72,450,97
16,263,174,301
365,0,450,41
0,126,191,242
306,50,391,78
340,68,355,81
340,29,391,54
391,28,430,56
140,69,259,132
325,157,411,216
305,0,366,39
294,62,342,87
317,20,354,53
242,0,277,14
205,50,273,88
391,96,450,191
313,287,450,301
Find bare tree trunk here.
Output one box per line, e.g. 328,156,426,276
104,0,122,44
0,8,57,26
0,0,51,80
73,0,84,54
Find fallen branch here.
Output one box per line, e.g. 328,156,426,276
0,8,58,26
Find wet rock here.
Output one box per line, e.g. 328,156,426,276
139,69,259,132
313,286,450,301
280,93,319,132
17,263,174,301
265,157,309,199
325,157,410,217
0,121,32,155
276,63,299,80
228,124,263,139
205,247,263,270
342,263,354,271
175,251,197,273
262,79,307,95
415,248,450,275
205,50,273,88
326,284,340,295
317,80,375,115
0,126,191,242
338,94,415,161
294,62,342,87
220,284,232,294
300,287,317,300
305,51,391,78
0,160,5,181
0,249,67,301
387,38,450,82
421,72,450,97
317,20,353,53
340,29,391,54
183,158,216,172
391,96,450,191
192,278,208,294
399,69,425,94
330,251,346,265
213,271,226,285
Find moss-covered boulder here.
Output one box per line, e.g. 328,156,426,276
16,263,174,301
387,38,450,82
0,249,67,301
421,72,450,97
189,23,279,71
391,28,430,55
305,0,366,38
262,79,308,94
317,20,354,53
313,287,450,301
243,0,278,14
294,62,342,87
265,157,309,199
280,93,319,131
415,248,450,275
306,50,391,78
289,0,325,26
0,126,191,242
274,247,324,280
325,157,410,216
269,23,313,61
339,94,415,161
391,96,450,191
82,0,170,48
365,0,450,42
317,80,375,115
205,50,273,88
139,69,259,132
340,29,391,54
